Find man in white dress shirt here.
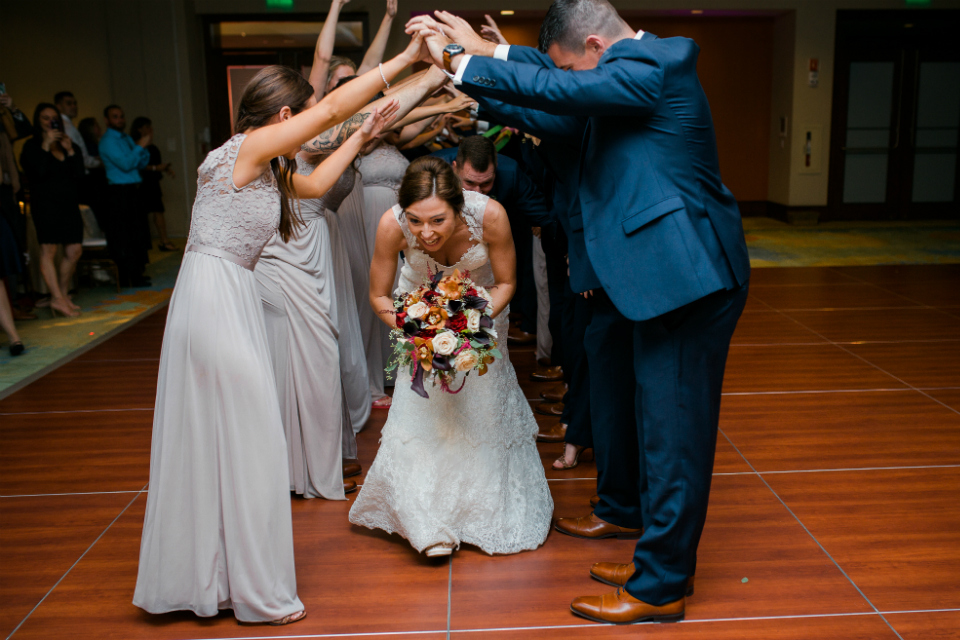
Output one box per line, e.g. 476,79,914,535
54,91,101,172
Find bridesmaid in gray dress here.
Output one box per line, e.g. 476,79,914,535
359,138,409,383
255,160,360,500
133,38,418,624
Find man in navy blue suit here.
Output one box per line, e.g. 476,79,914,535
410,0,750,624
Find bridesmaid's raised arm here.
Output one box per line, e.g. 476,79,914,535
233,33,423,188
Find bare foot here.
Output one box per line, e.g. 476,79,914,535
372,396,392,409
50,297,80,317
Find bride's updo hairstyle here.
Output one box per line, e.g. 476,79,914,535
235,65,314,242
397,156,465,219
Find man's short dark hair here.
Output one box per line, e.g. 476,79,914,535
54,91,74,104
538,0,627,54
455,136,497,173
104,104,122,118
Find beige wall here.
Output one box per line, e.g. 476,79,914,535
5,0,960,233
2,0,206,238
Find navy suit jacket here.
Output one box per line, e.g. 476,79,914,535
431,148,553,229
472,46,601,293
458,35,750,321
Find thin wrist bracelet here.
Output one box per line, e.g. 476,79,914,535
379,63,390,89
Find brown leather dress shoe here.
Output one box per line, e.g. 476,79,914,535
508,327,536,344
531,365,563,382
342,462,362,478
590,494,600,508
344,480,358,494
570,588,684,624
590,563,696,597
554,512,642,540
535,401,564,416
540,382,566,403
537,421,567,443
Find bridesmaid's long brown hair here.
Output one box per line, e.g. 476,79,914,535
234,65,314,242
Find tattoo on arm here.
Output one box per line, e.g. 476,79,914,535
377,309,395,315
302,112,371,152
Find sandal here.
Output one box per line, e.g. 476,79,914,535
552,444,591,470
158,242,178,252
238,610,307,626
372,396,392,409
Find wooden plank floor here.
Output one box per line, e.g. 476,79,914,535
2,265,959,639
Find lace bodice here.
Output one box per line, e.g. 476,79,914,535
394,190,492,294
295,153,357,219
187,134,280,264
359,143,409,191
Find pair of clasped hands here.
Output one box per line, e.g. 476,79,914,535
406,11,502,75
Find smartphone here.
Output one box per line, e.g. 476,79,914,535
0,82,7,95
50,119,62,131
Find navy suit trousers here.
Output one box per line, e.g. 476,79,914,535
624,281,748,605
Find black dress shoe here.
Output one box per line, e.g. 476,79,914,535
9,341,25,356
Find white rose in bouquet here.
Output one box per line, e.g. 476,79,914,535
407,301,429,319
466,309,482,333
454,349,480,371
431,330,458,355
476,286,493,304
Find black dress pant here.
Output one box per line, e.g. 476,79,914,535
510,219,538,334
558,282,592,448
104,184,149,285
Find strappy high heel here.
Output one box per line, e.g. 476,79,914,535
552,444,593,470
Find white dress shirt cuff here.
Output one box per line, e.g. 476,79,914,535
494,45,511,61
452,54,473,85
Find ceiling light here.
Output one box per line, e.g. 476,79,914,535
500,10,515,16
691,9,704,14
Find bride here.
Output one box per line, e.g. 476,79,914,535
349,156,553,556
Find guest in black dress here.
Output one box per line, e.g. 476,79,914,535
131,117,176,252
19,103,84,317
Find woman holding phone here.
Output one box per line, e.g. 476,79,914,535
19,103,84,317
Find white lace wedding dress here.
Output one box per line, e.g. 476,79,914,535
348,190,553,555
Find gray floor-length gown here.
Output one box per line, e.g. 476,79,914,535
254,155,359,500
316,160,371,433
359,142,408,375
134,134,303,622
338,179,386,403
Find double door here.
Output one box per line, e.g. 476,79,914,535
828,10,960,219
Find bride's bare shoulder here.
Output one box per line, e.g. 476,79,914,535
378,208,407,246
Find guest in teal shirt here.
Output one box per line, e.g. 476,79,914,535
99,104,152,287
99,106,149,184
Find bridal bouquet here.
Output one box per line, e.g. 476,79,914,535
387,269,502,399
